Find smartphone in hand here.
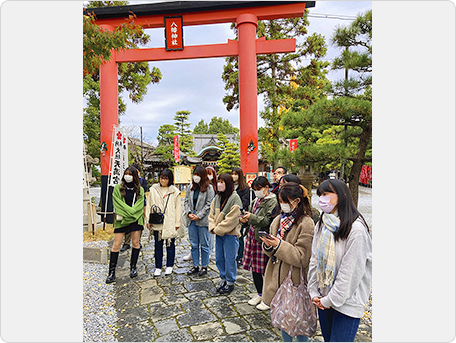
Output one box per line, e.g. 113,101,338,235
259,231,273,239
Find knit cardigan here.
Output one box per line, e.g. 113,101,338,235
246,193,278,243
112,184,145,229
261,215,315,306
208,192,243,237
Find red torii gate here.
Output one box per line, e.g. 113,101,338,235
85,1,314,221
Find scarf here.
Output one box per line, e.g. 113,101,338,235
277,207,298,239
315,213,340,290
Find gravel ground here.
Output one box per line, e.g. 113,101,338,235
83,241,118,342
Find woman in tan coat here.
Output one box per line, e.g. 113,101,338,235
145,168,181,277
209,173,243,295
260,182,315,342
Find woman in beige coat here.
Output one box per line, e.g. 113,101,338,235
209,173,243,295
260,182,315,342
145,168,181,277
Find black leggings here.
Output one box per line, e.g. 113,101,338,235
252,271,264,295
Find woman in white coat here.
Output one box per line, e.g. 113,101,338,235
146,168,182,277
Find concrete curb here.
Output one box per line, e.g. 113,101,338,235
83,246,110,264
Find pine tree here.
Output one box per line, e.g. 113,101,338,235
280,10,372,206
216,133,240,174
173,110,195,156
155,124,177,165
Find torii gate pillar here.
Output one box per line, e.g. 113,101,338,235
236,13,258,174
99,24,118,222
99,24,119,176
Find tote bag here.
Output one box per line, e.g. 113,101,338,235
270,265,317,337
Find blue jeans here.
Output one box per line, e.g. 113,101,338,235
208,233,215,254
318,308,360,342
281,330,309,342
188,220,210,267
215,234,239,285
153,230,175,268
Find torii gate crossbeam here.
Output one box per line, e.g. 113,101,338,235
85,1,314,222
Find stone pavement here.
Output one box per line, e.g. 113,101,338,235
111,224,372,342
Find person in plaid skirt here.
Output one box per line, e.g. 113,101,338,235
240,176,277,311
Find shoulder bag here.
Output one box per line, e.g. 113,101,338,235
270,264,317,338
149,194,170,224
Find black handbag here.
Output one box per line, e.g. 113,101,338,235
148,194,170,224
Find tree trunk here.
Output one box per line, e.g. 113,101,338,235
348,123,371,207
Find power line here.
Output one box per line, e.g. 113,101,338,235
307,13,358,21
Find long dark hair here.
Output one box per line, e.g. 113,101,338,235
206,166,217,191
232,167,248,191
191,165,210,192
278,182,312,223
218,173,234,210
120,166,141,198
316,179,369,241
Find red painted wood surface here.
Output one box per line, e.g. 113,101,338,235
115,38,295,63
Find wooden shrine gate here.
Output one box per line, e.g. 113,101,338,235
84,1,315,222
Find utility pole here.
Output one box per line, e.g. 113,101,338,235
140,126,143,172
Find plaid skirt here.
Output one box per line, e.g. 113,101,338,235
242,225,268,274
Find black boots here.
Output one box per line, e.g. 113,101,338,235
130,247,140,278
106,246,140,283
106,251,119,284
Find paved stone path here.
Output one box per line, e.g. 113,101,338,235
89,186,372,342
112,229,371,342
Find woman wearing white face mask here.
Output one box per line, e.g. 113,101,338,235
208,173,243,295
260,182,315,342
183,166,215,276
107,167,145,284
240,176,277,311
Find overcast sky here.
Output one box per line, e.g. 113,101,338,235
117,1,372,145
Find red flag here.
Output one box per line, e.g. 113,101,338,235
174,135,180,163
290,139,298,153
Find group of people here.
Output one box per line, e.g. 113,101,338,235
105,164,372,342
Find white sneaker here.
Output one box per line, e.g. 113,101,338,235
154,268,161,276
248,295,262,306
165,267,173,275
183,253,192,261
256,301,270,311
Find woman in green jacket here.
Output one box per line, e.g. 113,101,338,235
240,176,277,311
106,166,145,284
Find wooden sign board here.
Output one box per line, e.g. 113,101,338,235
164,16,184,50
245,172,257,187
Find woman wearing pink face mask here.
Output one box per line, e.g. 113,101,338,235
307,179,372,342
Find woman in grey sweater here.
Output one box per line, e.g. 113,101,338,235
183,166,215,276
307,179,372,342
